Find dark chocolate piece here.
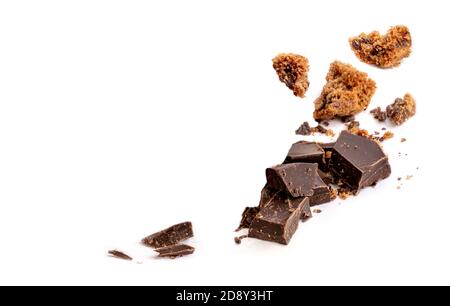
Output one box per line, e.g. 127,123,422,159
330,131,391,190
249,195,311,245
309,175,336,206
142,222,193,248
108,249,133,261
154,244,195,258
235,207,259,231
295,121,312,136
283,141,325,165
266,163,318,197
234,235,248,244
318,142,335,172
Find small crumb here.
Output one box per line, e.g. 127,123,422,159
234,235,248,244
416,167,419,170
396,186,401,190
296,121,312,136
341,115,355,123
313,209,322,214
370,107,387,122
325,151,332,159
380,131,394,142
386,93,416,126
322,121,330,126
401,137,407,142
382,127,386,131
108,250,133,261
374,131,380,135
406,175,413,180
397,177,402,181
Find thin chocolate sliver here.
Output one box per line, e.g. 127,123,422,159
142,221,193,248
108,250,133,261
235,207,259,232
154,244,195,259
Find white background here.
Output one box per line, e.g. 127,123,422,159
1,0,449,285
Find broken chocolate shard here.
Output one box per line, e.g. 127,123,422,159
266,163,318,197
154,244,195,259
142,222,193,248
249,196,310,245
258,185,312,221
235,207,259,231
295,121,312,136
108,250,133,261
309,175,336,206
330,131,391,191
283,141,325,165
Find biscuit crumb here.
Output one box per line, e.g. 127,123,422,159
273,53,310,98
349,25,412,68
313,61,376,120
386,93,416,125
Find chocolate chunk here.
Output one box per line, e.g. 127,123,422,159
249,196,311,245
283,141,325,165
295,121,312,135
258,185,312,219
154,244,195,259
108,250,133,261
318,142,335,172
309,175,336,206
235,207,259,231
330,131,391,190
141,222,193,248
266,163,318,197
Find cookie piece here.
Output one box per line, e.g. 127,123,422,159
386,93,416,125
349,25,412,68
313,61,376,120
272,53,310,98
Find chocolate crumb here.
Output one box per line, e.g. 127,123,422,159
108,250,133,261
296,121,312,135
397,177,402,181
401,137,407,142
382,127,386,131
370,107,387,122
313,209,322,214
234,235,248,244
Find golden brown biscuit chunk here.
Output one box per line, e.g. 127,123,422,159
349,25,412,68
386,93,416,125
313,61,376,120
272,53,309,98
